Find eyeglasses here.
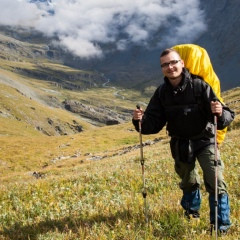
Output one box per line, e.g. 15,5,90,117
161,60,181,68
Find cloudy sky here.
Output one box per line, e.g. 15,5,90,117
0,0,206,59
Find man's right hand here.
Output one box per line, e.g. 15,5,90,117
133,107,144,121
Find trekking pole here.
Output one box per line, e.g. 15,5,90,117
213,113,218,239
136,104,148,224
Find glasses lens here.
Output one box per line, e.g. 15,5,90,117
161,62,169,68
170,60,179,65
161,60,180,68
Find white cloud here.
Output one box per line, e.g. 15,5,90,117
58,35,103,58
0,0,44,26
0,0,207,58
125,24,149,43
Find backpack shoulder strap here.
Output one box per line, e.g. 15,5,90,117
191,75,208,117
158,83,166,106
191,74,203,102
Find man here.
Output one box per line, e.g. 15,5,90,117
132,48,235,233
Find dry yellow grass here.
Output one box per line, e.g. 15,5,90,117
0,41,239,238
0,126,239,239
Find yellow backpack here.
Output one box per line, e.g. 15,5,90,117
172,44,227,144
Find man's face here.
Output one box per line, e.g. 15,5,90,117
160,52,184,80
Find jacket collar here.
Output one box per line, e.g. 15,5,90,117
164,68,191,94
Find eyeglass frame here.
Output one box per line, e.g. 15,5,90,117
160,60,181,68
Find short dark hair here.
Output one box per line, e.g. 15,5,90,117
160,48,180,58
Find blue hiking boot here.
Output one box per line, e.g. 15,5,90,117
209,193,231,234
181,189,201,219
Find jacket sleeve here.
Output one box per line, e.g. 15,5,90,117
132,86,166,134
201,81,235,130
217,106,235,130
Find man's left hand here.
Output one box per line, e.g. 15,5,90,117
211,101,222,117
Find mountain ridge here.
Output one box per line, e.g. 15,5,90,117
0,0,239,135
0,24,239,136
1,0,240,91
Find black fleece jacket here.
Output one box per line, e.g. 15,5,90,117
132,68,235,140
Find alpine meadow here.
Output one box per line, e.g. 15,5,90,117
0,31,240,240
0,0,240,239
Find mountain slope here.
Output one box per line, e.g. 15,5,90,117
1,0,239,93
0,88,239,239
0,31,151,135
196,0,240,90
0,0,239,134
0,75,91,136
61,0,240,91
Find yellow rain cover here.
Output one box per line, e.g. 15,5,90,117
172,44,227,144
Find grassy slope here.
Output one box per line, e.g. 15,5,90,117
0,32,239,239
0,130,239,240
0,86,239,239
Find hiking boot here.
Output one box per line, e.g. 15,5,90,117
185,210,200,219
219,229,228,236
210,223,231,236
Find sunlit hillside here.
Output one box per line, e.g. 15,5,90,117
0,78,239,239
0,29,239,239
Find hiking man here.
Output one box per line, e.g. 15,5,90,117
132,48,235,233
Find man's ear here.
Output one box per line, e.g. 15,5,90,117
181,59,184,67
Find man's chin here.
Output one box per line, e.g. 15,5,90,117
167,74,179,80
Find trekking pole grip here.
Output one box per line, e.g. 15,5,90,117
136,104,142,127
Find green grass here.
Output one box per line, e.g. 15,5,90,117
0,32,239,239
0,74,239,239
0,126,239,239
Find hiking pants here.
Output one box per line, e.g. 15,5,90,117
173,144,231,229
174,144,227,195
